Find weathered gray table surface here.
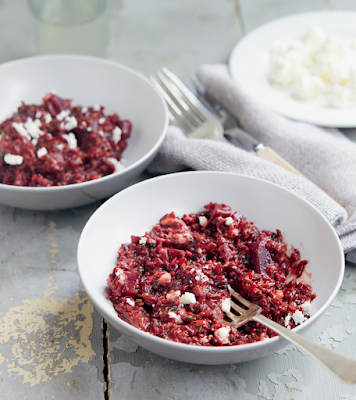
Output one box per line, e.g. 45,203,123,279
1,1,356,399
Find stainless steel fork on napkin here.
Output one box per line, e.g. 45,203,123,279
154,66,305,178
190,75,305,178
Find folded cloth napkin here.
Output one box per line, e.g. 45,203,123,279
148,63,356,255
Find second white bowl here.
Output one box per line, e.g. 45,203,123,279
0,55,168,210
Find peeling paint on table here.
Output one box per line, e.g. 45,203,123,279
0,287,95,386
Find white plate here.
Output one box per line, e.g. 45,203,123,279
229,11,356,127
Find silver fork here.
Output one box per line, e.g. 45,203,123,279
150,67,226,141
226,287,356,384
151,67,306,179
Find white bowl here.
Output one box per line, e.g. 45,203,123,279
0,55,168,210
77,171,344,365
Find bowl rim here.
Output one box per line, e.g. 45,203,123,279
0,54,169,193
77,170,345,354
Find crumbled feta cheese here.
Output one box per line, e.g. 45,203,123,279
12,122,31,140
62,132,77,149
300,301,311,312
37,147,48,158
214,326,230,344
115,268,126,284
63,116,78,131
180,292,196,305
86,127,92,132
158,272,171,284
268,25,356,108
225,217,234,225
112,126,122,144
98,130,104,137
168,311,182,324
24,117,43,138
198,216,208,228
126,298,135,307
56,109,70,121
107,157,125,172
81,106,88,114
99,117,106,124
284,314,292,327
195,269,209,282
56,143,64,150
4,153,23,165
139,236,147,245
44,113,52,124
93,103,101,111
292,310,306,325
35,111,42,118
221,298,231,313
31,138,38,146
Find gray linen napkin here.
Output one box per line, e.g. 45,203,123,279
148,64,356,254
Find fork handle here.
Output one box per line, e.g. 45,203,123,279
253,314,356,384
256,146,306,178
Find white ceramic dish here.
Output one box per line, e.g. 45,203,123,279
0,55,168,210
229,11,356,127
77,171,344,365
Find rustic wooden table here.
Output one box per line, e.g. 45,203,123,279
1,1,356,399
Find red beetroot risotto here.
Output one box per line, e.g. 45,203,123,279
0,93,131,186
107,203,315,346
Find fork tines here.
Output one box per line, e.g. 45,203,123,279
224,287,262,328
150,67,213,134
